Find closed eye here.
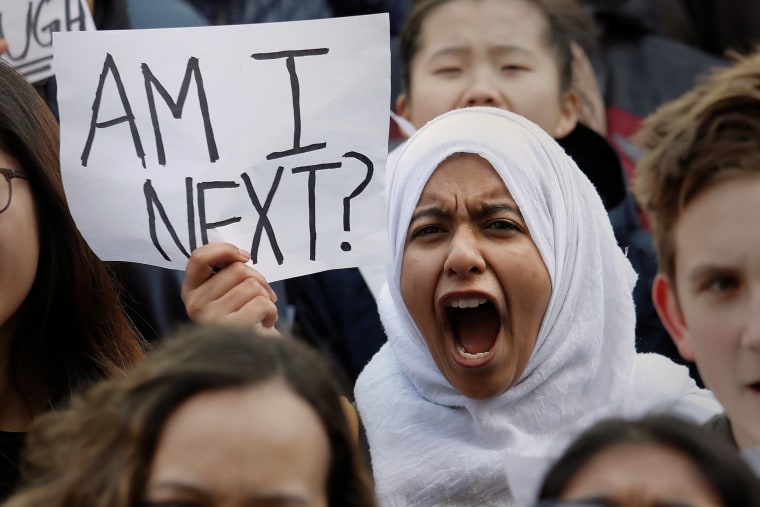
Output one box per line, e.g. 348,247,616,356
434,67,462,76
501,64,529,73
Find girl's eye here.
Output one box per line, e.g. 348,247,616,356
434,67,462,75
501,64,528,72
486,220,519,232
412,224,445,238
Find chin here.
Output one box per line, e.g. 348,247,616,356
454,377,510,400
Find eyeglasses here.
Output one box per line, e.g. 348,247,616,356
0,168,29,215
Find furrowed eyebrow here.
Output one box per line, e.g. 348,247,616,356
476,203,524,222
409,206,449,225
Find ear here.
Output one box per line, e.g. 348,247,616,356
552,90,579,139
395,93,410,120
652,273,696,362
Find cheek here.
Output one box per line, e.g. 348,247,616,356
400,255,424,309
407,77,458,125
0,197,39,326
681,301,736,356
400,251,438,327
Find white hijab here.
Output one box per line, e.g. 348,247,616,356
355,108,720,506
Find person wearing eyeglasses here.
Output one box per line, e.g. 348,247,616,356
0,60,147,499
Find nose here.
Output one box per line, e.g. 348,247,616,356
444,228,486,277
462,71,505,108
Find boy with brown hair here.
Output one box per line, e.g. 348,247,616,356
634,49,760,470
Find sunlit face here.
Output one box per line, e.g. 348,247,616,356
0,149,38,341
560,443,723,507
653,174,760,450
400,154,551,399
142,381,330,507
397,0,577,137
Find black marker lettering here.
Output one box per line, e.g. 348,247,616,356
143,178,194,261
292,162,342,261
252,49,329,160
340,151,374,252
241,168,284,265
65,0,86,31
81,53,146,168
197,181,242,245
142,57,219,166
34,0,59,48
0,6,33,60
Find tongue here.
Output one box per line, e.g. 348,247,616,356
455,306,499,354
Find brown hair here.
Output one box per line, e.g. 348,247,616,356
6,326,377,507
633,50,760,279
539,415,760,506
0,61,145,414
399,0,598,95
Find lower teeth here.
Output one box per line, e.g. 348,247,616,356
456,345,490,360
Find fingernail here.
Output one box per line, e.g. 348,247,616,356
238,248,251,260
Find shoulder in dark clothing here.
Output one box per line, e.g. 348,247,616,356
704,413,739,449
0,431,25,502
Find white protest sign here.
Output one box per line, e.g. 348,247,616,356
54,14,390,282
0,0,95,82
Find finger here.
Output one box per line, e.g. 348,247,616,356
183,243,250,295
0,39,8,55
187,260,277,306
252,322,282,339
207,295,277,329
237,296,279,329
203,275,274,321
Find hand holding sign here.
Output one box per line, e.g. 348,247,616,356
55,14,390,282
182,242,280,337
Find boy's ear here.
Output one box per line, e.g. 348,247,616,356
553,90,579,139
395,93,410,119
652,273,696,362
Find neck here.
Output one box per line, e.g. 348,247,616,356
734,421,760,451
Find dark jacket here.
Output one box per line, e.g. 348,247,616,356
580,0,725,180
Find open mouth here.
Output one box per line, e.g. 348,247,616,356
445,297,501,361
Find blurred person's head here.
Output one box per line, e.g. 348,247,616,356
634,49,760,450
396,0,596,137
6,325,376,507
538,415,760,507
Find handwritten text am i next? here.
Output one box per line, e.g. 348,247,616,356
54,14,390,281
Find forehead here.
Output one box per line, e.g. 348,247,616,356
417,153,513,204
674,174,760,269
564,443,719,502
149,382,330,489
0,148,21,170
418,0,549,51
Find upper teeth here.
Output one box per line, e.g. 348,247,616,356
448,297,487,309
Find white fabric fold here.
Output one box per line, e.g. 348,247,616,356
355,107,720,506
